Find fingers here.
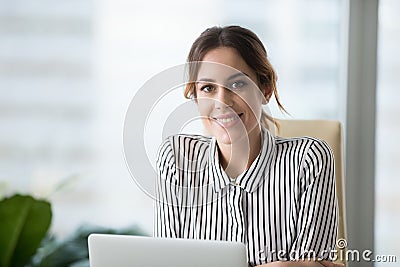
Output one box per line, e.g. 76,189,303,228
318,260,344,267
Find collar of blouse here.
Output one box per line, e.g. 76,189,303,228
208,125,276,194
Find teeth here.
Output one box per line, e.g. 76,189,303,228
216,116,237,123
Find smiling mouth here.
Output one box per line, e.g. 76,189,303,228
211,113,243,127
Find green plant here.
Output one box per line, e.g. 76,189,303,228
0,193,147,267
0,194,52,267
30,225,147,267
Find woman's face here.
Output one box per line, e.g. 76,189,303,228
195,47,268,145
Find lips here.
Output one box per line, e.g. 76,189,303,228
212,113,243,128
216,116,237,123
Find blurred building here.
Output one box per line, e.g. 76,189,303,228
0,0,398,266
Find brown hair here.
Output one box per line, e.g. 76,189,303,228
184,25,286,129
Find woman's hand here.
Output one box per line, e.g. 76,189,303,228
256,260,344,267
318,261,344,267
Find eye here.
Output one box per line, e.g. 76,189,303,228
199,84,214,93
230,80,247,90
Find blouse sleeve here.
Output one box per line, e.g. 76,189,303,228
153,137,181,238
290,139,338,260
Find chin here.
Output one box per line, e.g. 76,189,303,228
213,126,248,145
203,118,250,144
216,132,234,145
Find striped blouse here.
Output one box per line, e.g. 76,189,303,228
154,126,338,266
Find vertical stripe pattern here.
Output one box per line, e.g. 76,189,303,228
154,127,338,266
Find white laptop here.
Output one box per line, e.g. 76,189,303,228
88,234,247,267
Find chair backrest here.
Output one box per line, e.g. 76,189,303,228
276,119,347,265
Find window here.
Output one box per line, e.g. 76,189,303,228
0,0,344,237
376,0,400,263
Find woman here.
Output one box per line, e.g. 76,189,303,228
155,26,341,267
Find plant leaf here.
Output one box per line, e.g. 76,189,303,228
0,194,52,267
36,224,147,267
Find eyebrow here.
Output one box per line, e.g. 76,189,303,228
227,72,249,81
197,72,249,83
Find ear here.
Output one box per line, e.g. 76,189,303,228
260,84,273,105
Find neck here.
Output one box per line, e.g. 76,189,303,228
218,127,262,178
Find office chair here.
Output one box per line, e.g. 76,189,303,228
276,119,347,266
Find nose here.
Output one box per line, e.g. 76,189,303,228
214,86,234,109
